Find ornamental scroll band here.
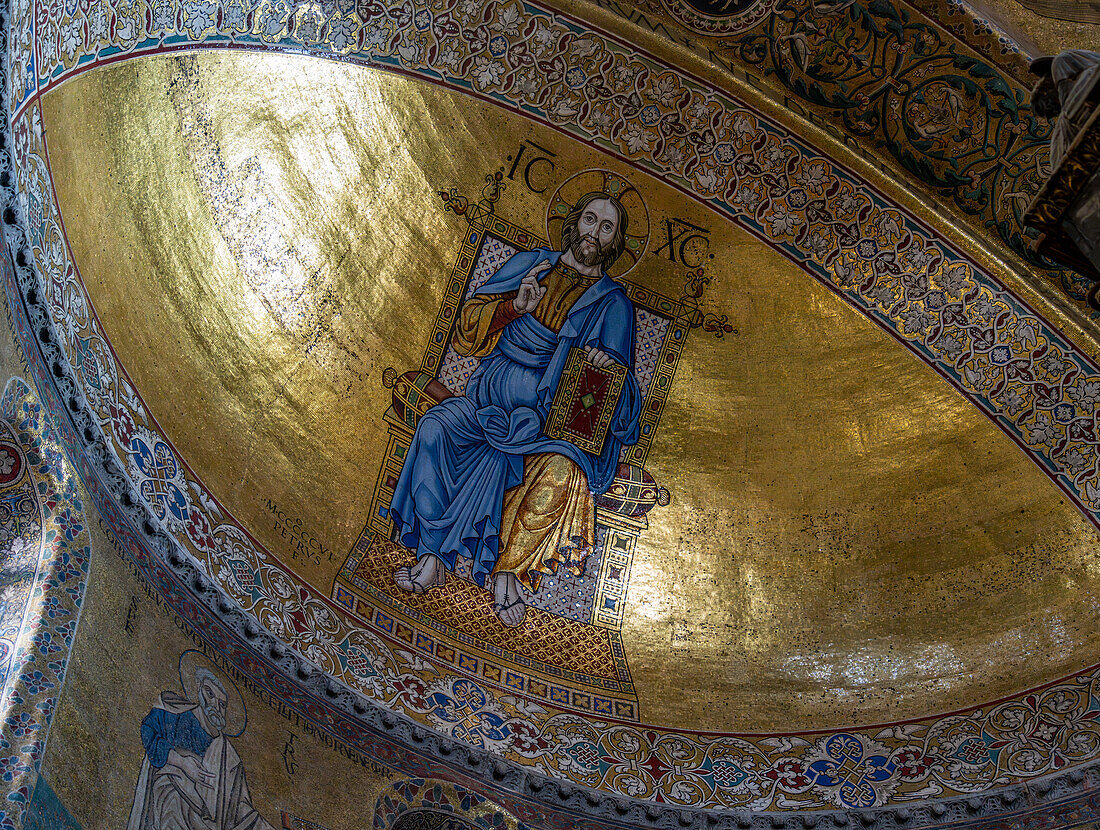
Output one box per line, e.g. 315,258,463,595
332,168,724,721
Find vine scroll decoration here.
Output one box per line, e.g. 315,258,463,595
726,0,1096,308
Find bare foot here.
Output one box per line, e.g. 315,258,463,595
492,572,526,628
394,554,446,593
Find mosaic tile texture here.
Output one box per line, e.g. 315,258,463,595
8,0,1100,812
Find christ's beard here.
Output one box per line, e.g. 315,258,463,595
571,235,610,267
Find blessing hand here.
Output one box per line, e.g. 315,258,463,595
586,346,616,369
513,261,552,314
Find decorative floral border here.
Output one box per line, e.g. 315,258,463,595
8,0,1100,813
0,371,90,830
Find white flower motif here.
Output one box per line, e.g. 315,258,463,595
492,3,520,35
223,1,247,31
768,206,797,236
514,67,540,97
60,18,82,58
610,63,637,90
836,190,860,216
796,161,828,193
149,0,175,30
939,332,969,361
734,186,759,213
1000,387,1027,415
362,21,391,50
0,582,20,617
901,305,933,334
622,124,650,154
765,142,788,167
87,3,108,40
974,296,999,320
807,230,831,258
532,19,556,52
327,16,356,51
457,0,479,20
472,56,503,89
437,41,462,70
651,74,680,107
1070,378,1100,410
1028,412,1058,446
296,11,322,42
1066,447,1090,473
1041,354,1068,377
588,106,614,133
938,262,968,295
662,143,685,167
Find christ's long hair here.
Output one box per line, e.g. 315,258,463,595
560,192,629,271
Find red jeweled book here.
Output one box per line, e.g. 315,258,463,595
545,347,628,455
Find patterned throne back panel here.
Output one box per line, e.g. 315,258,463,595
437,236,519,395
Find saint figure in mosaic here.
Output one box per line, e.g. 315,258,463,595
389,186,642,627
127,652,273,830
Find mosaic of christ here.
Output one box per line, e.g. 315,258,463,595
388,188,640,628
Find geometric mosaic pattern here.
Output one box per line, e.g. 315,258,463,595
437,236,518,397
631,309,669,402
345,535,629,685
446,528,605,625
11,0,1100,809
0,376,89,830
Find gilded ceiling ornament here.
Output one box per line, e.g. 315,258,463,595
659,0,778,34
0,377,89,830
16,0,1100,813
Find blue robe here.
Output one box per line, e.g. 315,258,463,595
389,248,641,587
140,707,213,768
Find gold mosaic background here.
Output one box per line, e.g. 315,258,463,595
40,49,1100,734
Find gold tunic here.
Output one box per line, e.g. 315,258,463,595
452,262,598,356
531,262,599,333
450,259,599,592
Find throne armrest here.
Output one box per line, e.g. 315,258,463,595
595,463,671,521
381,367,454,434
